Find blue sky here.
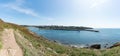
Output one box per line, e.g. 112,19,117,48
0,0,120,28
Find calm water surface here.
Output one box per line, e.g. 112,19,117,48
28,27,120,48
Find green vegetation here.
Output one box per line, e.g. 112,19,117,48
0,19,4,49
0,39,2,49
0,33,2,49
101,47,120,56
0,19,120,56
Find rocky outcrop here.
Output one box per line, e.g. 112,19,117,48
90,44,101,49
110,42,120,48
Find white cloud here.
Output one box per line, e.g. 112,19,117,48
5,4,39,17
2,0,55,21
90,0,108,8
71,0,108,9
2,0,40,18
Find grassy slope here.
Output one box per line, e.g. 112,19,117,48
0,19,120,56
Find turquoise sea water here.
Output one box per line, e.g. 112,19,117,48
28,27,120,48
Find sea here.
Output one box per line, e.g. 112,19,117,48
27,27,120,49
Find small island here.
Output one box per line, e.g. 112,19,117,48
22,25,99,32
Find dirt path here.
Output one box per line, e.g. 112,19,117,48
0,29,23,56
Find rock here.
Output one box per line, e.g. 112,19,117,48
104,44,109,48
71,45,78,48
53,40,57,42
110,42,120,48
90,44,101,49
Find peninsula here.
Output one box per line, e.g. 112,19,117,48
22,25,99,32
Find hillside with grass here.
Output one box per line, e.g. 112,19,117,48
0,19,120,56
